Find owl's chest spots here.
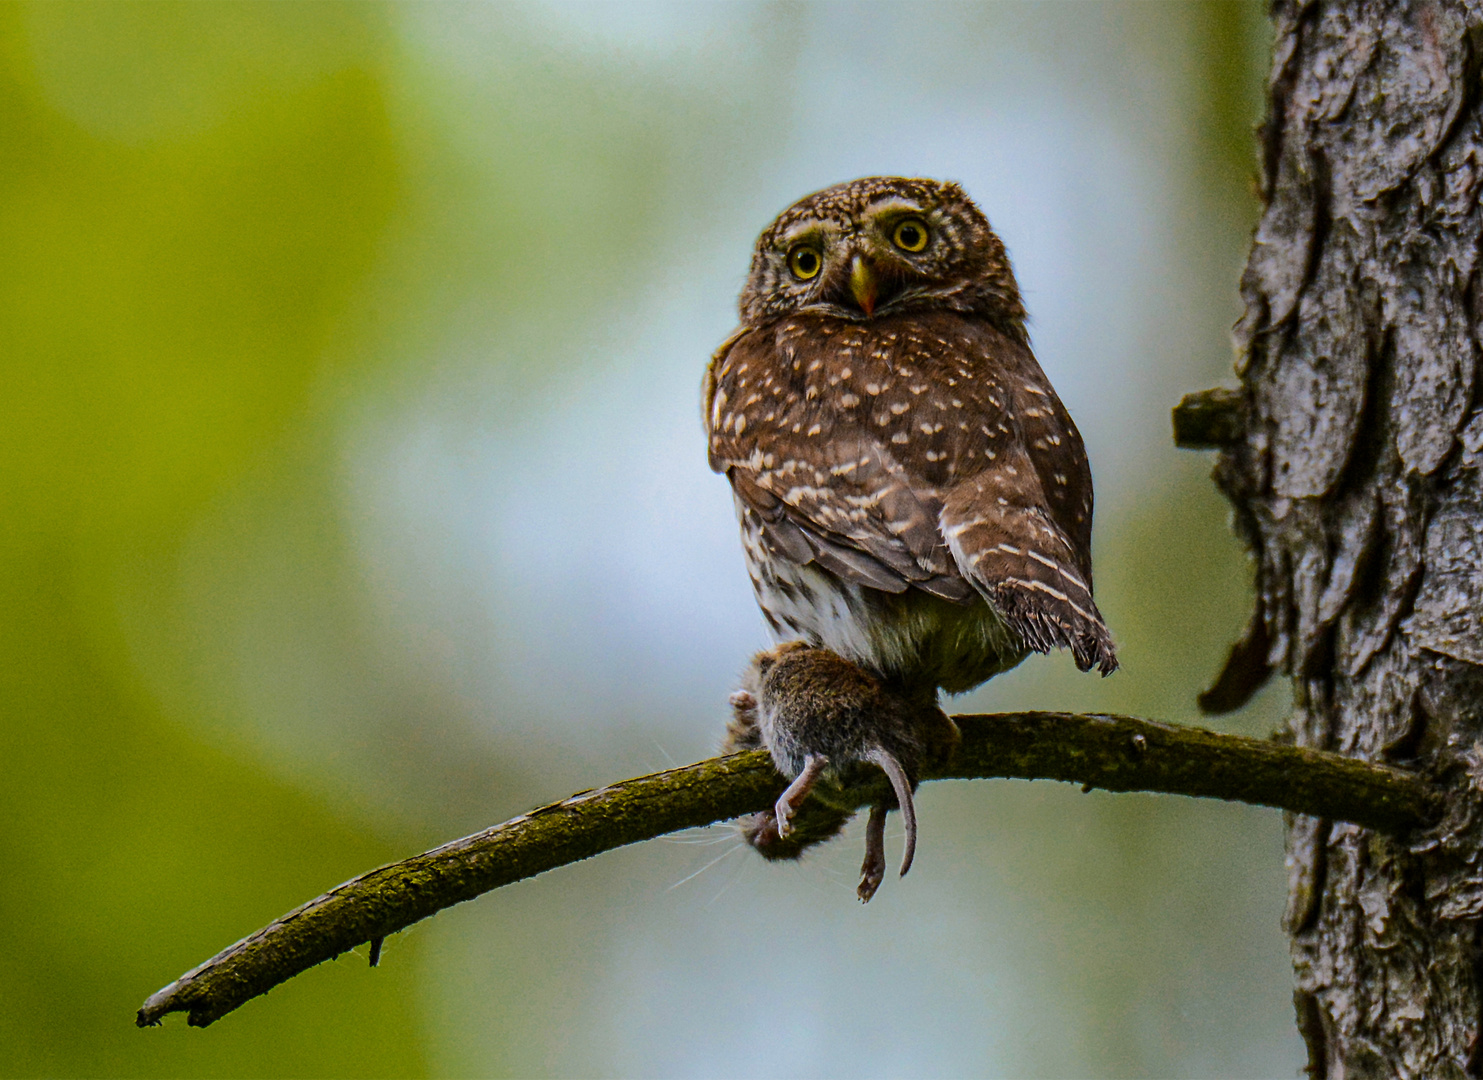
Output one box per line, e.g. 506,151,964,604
723,316,1016,487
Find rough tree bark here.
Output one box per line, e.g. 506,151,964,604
1211,2,1483,1075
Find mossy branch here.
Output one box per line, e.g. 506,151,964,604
138,710,1439,1030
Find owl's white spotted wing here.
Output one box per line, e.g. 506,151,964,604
720,425,974,602
935,324,1115,673
940,443,1116,673
707,330,972,603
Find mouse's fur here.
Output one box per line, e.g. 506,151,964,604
724,643,959,900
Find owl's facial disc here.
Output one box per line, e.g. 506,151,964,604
738,177,1028,336
768,206,937,321
826,206,940,319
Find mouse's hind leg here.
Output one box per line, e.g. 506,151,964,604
774,753,829,840
858,803,888,902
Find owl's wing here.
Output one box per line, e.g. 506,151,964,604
939,442,1116,674
1009,377,1097,586
706,332,972,603
721,431,974,603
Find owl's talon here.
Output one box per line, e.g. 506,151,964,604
858,804,888,902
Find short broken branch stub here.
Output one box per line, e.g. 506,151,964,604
1173,387,1244,449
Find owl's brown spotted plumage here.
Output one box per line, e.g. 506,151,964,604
707,176,1115,899
706,176,1116,692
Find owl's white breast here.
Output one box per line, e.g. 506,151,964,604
737,497,1027,693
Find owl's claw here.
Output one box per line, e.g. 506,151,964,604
858,804,888,902
774,753,828,839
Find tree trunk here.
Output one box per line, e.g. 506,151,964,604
1221,2,1483,1075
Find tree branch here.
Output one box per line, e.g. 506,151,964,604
1172,387,1244,449
137,710,1439,1030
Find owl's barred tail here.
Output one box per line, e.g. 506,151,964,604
989,584,1118,676
1078,626,1119,677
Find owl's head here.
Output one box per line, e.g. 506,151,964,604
738,177,1027,340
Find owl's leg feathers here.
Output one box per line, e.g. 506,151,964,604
775,753,829,840
858,804,888,902
867,746,917,878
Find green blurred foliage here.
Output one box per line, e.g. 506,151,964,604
0,4,425,1075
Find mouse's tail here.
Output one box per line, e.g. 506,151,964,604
866,748,917,878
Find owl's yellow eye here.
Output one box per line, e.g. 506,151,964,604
892,218,930,253
787,245,822,280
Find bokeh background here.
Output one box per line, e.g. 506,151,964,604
0,3,1299,1076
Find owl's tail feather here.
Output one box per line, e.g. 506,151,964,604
990,583,1119,677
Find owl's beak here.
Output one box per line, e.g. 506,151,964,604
849,255,877,318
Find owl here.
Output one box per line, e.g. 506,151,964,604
706,177,1115,898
